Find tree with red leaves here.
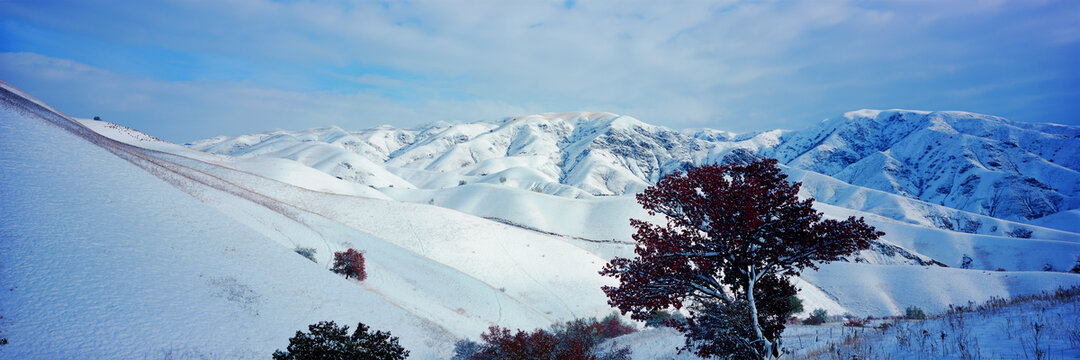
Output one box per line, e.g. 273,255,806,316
600,159,882,359
332,248,367,281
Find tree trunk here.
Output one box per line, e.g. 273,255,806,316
746,275,772,359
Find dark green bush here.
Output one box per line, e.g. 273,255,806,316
272,321,408,360
644,310,687,328
787,295,804,316
904,306,926,320
294,247,317,263
804,308,828,325
451,339,478,360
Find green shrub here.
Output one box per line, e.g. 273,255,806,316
644,310,687,328
787,295,804,316
294,247,317,263
904,306,926,320
451,339,478,360
805,308,828,325
272,321,408,360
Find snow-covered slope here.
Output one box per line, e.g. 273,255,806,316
0,83,616,358
0,85,450,358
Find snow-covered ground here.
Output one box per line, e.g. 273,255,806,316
797,288,1080,359
599,287,1080,359
2,80,1079,358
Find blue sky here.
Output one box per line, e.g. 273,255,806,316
1,0,1077,142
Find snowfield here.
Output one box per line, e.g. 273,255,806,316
2,80,1079,358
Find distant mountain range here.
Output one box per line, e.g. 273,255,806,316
192,110,1080,223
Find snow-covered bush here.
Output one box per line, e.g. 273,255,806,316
293,247,317,263
1008,227,1033,238
272,321,408,360
904,305,927,320
961,254,973,269
805,309,829,325
331,248,367,281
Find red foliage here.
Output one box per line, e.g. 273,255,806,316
473,326,561,360
597,315,636,339
471,318,634,360
332,248,367,281
599,159,882,358
843,318,868,327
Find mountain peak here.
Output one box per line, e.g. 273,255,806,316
505,111,622,127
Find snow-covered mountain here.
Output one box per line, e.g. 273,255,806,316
190,112,720,197
193,109,1080,225
4,81,1079,359
768,109,1080,221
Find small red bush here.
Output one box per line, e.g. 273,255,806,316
469,318,634,360
843,319,867,327
597,314,636,338
474,326,560,359
332,248,367,281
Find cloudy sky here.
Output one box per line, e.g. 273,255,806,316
1,0,1077,142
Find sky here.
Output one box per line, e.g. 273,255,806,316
1,0,1078,142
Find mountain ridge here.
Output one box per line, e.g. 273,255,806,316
191,109,1080,223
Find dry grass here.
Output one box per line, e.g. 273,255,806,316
796,286,1080,360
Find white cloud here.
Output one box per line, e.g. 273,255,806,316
1,0,1077,135
0,52,535,142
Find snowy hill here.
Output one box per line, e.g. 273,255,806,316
0,83,615,358
3,81,1080,358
